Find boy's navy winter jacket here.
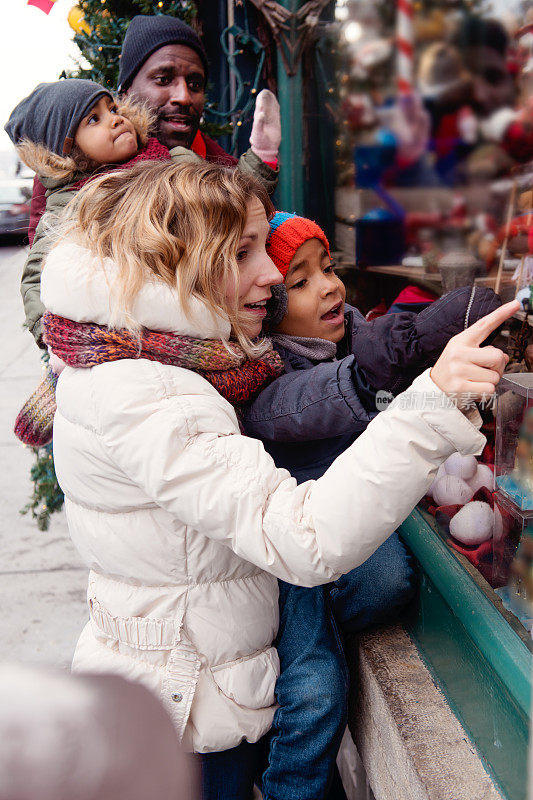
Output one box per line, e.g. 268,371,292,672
243,286,501,483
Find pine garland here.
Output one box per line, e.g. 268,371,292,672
21,443,64,532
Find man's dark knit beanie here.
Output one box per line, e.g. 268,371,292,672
117,15,208,93
4,79,112,157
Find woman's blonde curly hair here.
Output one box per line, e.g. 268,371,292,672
56,159,275,357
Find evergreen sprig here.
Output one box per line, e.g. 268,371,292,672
21,443,64,532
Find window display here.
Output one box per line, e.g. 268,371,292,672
415,373,533,638
493,373,533,630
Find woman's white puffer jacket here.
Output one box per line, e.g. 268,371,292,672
41,239,486,753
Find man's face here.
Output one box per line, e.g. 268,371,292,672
127,44,205,149
463,45,515,118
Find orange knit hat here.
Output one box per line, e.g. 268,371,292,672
266,212,330,280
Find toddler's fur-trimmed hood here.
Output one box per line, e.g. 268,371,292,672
15,97,154,182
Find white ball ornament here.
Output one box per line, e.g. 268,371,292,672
443,453,478,480
432,475,473,506
467,464,495,495
429,463,447,496
449,501,495,545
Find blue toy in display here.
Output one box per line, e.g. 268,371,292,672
497,406,533,510
353,142,405,267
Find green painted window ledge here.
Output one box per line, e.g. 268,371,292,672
399,507,532,800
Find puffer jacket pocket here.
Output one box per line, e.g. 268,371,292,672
89,596,183,651
210,646,280,710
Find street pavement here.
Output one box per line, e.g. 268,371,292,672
0,243,87,668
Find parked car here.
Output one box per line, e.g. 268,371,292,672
0,180,32,240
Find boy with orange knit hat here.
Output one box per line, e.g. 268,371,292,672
245,211,501,800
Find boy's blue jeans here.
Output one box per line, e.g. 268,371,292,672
261,532,416,800
198,737,268,800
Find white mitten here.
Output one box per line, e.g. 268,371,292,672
250,89,281,164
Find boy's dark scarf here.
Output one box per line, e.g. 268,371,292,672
14,311,283,447
270,333,337,362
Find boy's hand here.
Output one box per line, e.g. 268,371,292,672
250,90,281,164
429,300,519,406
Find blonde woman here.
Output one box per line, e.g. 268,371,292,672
40,160,514,800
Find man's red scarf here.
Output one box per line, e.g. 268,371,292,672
71,137,171,190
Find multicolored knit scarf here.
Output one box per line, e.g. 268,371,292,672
14,312,283,447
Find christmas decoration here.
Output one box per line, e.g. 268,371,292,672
396,0,414,95
443,452,478,481
379,92,430,166
432,474,474,507
27,0,58,13
201,16,267,149
449,501,497,546
413,8,446,43
20,443,64,532
68,5,91,36
468,463,496,495
333,0,494,185
429,454,495,505
418,42,471,106
495,179,518,294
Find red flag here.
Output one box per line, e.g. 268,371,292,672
27,0,56,13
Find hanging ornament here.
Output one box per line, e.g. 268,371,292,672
27,0,58,13
413,9,446,43
68,5,91,36
396,0,414,95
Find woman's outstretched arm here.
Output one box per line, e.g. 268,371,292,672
58,367,480,588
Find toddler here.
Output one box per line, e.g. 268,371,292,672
244,212,502,799
6,79,278,350
5,79,167,347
